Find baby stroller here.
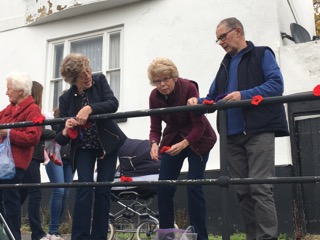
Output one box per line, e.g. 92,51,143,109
0,213,15,240
108,138,160,240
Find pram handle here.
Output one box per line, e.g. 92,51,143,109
113,191,139,201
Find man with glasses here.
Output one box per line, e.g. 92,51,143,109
188,17,288,240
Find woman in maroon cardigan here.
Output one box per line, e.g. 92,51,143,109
148,57,217,240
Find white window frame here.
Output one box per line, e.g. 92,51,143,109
44,27,123,113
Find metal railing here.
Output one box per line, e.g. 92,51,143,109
0,91,319,239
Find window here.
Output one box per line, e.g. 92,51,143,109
47,28,122,112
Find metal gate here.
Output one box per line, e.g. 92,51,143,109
288,99,320,235
295,117,320,233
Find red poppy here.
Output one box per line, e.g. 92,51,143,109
160,146,171,153
313,85,320,96
53,158,63,166
203,100,214,105
120,176,133,182
49,153,63,166
67,128,78,139
32,115,45,124
251,95,264,106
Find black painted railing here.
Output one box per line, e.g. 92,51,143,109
0,91,319,239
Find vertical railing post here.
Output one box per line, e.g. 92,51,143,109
218,108,230,240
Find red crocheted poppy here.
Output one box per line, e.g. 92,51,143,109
120,176,133,182
32,115,45,124
251,95,264,106
160,146,171,153
313,85,320,96
49,153,63,166
203,100,214,105
53,159,63,166
67,128,78,139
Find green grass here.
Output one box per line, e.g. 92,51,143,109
21,204,72,234
20,206,315,240
209,233,291,240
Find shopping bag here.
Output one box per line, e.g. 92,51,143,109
0,129,16,179
155,226,197,240
44,140,62,166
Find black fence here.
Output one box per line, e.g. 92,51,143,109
1,91,320,240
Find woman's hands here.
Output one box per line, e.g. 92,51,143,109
0,129,8,138
62,118,78,137
62,105,93,137
151,139,190,160
150,142,159,160
165,139,189,156
76,105,92,125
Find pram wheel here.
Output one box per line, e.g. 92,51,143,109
107,223,114,240
113,216,135,240
136,220,158,240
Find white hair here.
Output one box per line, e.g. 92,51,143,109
6,72,32,96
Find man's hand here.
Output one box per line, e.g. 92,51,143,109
223,91,241,101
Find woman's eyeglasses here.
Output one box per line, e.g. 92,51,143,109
153,76,172,86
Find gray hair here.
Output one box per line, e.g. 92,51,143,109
6,72,32,96
218,17,245,36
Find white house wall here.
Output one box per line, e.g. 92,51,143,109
24,0,145,25
0,0,316,181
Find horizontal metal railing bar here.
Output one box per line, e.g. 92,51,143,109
1,176,320,189
0,91,318,130
0,90,318,239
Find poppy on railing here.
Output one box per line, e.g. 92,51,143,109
251,95,264,106
313,84,320,96
203,99,214,105
120,176,133,182
32,115,45,124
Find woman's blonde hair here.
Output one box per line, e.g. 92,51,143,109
147,57,179,85
60,53,90,84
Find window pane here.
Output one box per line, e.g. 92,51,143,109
70,37,103,72
110,70,120,101
109,33,120,69
53,44,64,78
53,80,63,109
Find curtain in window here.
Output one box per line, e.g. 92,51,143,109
54,44,64,78
109,33,120,68
70,37,103,72
109,33,120,101
52,44,64,108
110,71,120,100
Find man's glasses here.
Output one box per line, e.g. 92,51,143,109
215,28,236,44
153,76,172,86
